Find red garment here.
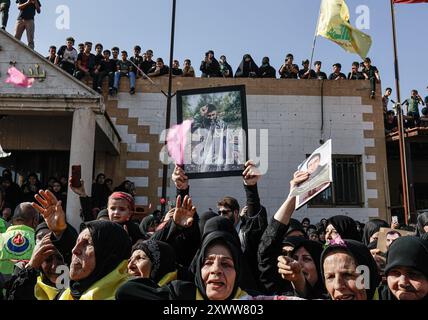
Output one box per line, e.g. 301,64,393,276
394,0,428,3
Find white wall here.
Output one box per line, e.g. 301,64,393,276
115,93,379,223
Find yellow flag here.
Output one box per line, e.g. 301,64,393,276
316,0,372,59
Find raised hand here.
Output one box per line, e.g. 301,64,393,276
290,171,310,190
28,233,58,270
32,190,67,236
69,176,87,197
173,195,196,228
277,255,304,282
172,165,189,190
243,160,262,186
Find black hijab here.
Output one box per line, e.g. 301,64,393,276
202,216,240,244
189,216,240,276
139,215,157,239
70,220,132,299
194,231,241,300
327,215,361,242
132,240,177,283
417,212,428,237
282,237,327,298
96,209,109,220
385,236,428,280
321,239,381,300
283,218,307,241
198,211,218,236
362,219,389,246
235,54,259,78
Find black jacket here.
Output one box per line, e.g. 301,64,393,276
259,65,276,78
50,224,79,266
258,218,294,295
151,213,201,269
5,266,39,300
239,184,268,287
200,58,221,77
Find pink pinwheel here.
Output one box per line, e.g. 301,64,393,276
5,66,35,88
167,120,192,165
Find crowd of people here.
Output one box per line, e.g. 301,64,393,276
0,169,139,232
44,37,382,99
0,161,427,301
383,87,428,133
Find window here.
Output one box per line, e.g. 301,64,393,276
309,155,363,207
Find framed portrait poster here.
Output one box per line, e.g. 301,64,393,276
176,85,249,179
290,140,333,210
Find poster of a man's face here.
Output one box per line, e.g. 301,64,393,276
291,140,333,210
377,228,414,254
176,85,248,179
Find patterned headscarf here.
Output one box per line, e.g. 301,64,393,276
132,240,176,283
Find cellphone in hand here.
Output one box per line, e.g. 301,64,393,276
392,216,398,225
71,165,82,188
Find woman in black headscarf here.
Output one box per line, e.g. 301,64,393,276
258,217,307,295
116,230,249,300
277,237,328,299
286,218,307,238
127,240,177,286
235,54,259,78
58,220,132,300
139,215,158,240
416,212,428,237
198,211,218,236
321,239,381,300
362,219,389,246
188,216,258,291
325,215,361,242
381,236,428,300
91,173,111,209
259,57,276,78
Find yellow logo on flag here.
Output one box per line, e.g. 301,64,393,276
317,0,372,59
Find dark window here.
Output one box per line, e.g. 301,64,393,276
309,155,363,207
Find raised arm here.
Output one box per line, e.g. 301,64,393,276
274,171,309,225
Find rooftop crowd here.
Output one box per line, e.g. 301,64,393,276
41,38,428,132
0,162,427,301
1,0,428,302
45,37,382,99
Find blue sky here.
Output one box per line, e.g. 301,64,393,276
6,0,428,102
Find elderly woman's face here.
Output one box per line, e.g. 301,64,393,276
293,247,318,287
70,229,96,281
387,266,428,300
128,249,152,278
325,224,339,242
108,198,131,223
323,252,367,300
201,243,236,300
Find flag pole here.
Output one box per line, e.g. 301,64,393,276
161,0,177,214
309,0,322,73
389,0,410,225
